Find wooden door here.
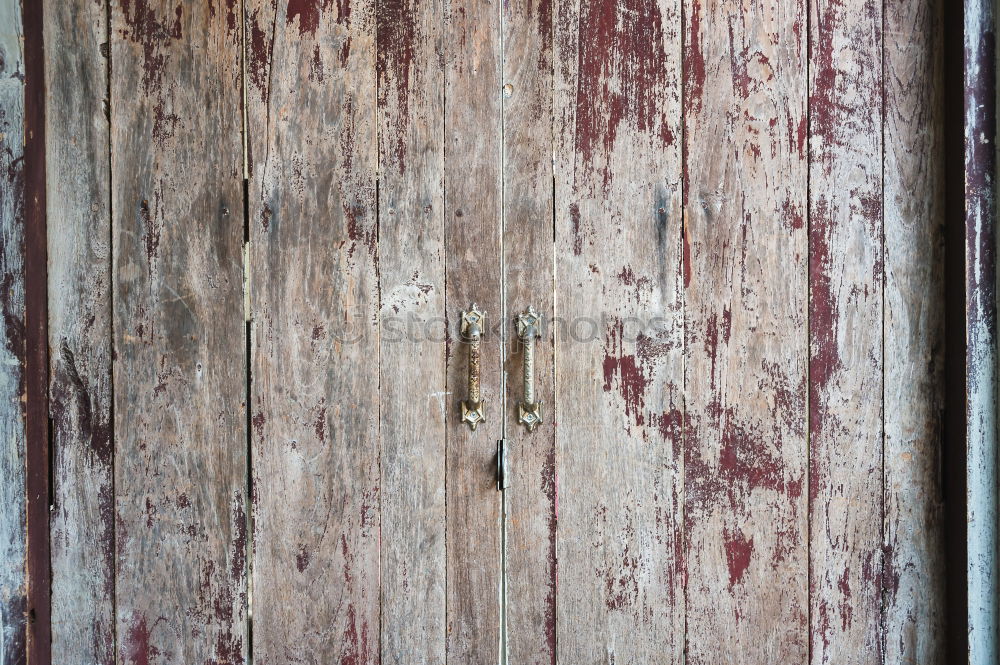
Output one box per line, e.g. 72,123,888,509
2,0,948,662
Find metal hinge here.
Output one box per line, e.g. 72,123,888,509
242,241,251,322
496,439,510,491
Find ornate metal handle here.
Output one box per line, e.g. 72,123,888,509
461,305,486,430
516,306,542,431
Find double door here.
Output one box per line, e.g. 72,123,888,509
28,0,946,663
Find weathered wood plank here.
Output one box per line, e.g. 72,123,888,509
552,0,684,660
111,2,247,662
443,0,502,658
964,0,999,661
808,0,884,661
882,0,945,660
501,0,555,661
246,1,380,661
45,0,114,662
0,0,25,661
377,0,447,660
24,0,50,659
683,0,808,662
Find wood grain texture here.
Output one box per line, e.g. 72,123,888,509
111,1,247,662
23,0,50,658
443,0,503,658
964,0,998,660
247,1,380,662
45,0,114,662
245,0,380,659
552,0,684,661
377,0,447,660
682,0,808,662
501,0,555,661
0,0,25,661
808,0,884,662
882,0,945,660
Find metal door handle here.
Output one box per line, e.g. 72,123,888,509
516,306,542,431
461,304,486,430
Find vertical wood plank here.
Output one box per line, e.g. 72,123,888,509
111,2,247,662
964,0,999,660
501,0,555,660
882,0,945,660
24,0,50,659
443,0,502,658
246,1,380,661
0,0,25,660
377,0,447,660
682,0,808,662
45,0,115,662
552,0,684,660
808,0,884,662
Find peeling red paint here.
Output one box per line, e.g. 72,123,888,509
309,45,325,82
260,202,272,232
541,444,557,664
837,567,853,630
682,219,692,288
139,195,161,266
121,0,183,94
376,0,417,172
686,0,706,111
536,0,553,64
248,11,273,102
718,415,784,493
782,197,805,230
345,202,376,260
654,408,682,441
287,0,332,36
231,494,246,581
602,319,650,426
123,612,159,665
809,199,839,436
723,528,754,588
569,202,583,255
151,101,179,146
339,603,370,665
575,0,674,187
296,543,311,572
251,412,266,438
314,400,327,442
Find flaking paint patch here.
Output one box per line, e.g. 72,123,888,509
248,9,274,103
723,527,754,588
809,199,839,400
602,318,650,427
151,101,179,147
574,0,674,188
541,444,557,664
231,493,247,582
287,0,333,36
296,543,311,572
376,0,417,172
120,0,183,94
570,203,584,255
138,192,163,268
123,612,159,665
686,0,706,111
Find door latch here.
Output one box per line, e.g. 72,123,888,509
497,439,510,491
